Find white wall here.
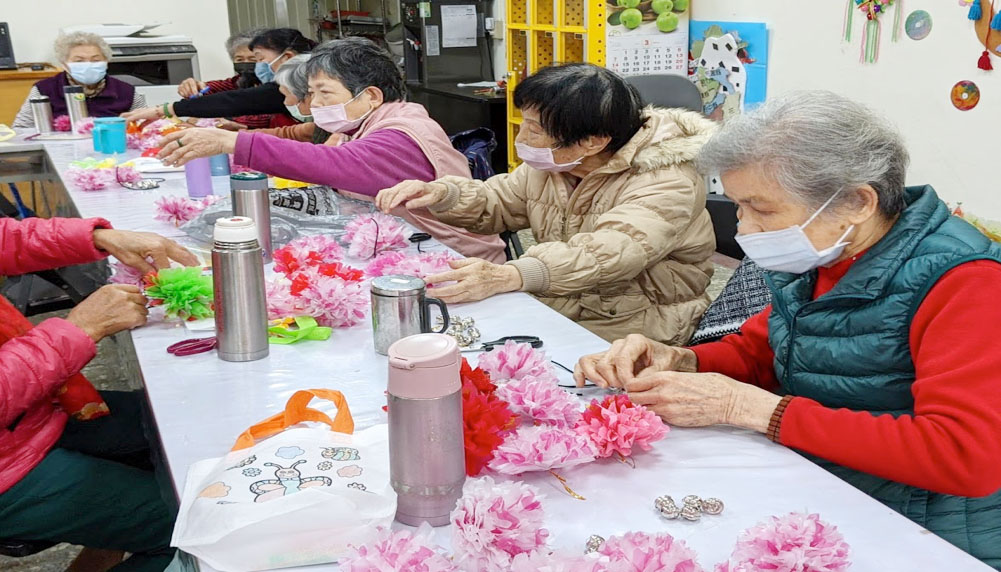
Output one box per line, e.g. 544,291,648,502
4,0,234,81
490,1,1001,218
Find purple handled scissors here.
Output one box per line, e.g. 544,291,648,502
167,337,217,356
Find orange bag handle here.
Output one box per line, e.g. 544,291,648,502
232,389,354,451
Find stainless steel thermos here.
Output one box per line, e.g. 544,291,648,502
370,275,449,355
230,172,273,263
29,96,53,134
62,86,89,133
212,217,269,362
387,333,465,526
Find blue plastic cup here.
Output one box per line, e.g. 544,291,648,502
209,154,231,176
92,117,127,154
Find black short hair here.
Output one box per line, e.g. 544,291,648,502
306,38,406,102
248,28,317,55
513,63,646,153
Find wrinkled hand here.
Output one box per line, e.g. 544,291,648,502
375,180,450,213
574,333,697,388
157,128,239,167
178,78,207,98
67,285,149,342
626,371,781,432
121,107,162,123
93,229,199,274
425,259,523,304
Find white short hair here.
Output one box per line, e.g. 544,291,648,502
54,32,112,62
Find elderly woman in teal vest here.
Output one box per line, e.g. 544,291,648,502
575,91,1001,568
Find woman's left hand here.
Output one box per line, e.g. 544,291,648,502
624,371,782,432
425,259,523,304
157,128,239,167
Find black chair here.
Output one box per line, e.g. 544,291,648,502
706,194,744,260
624,74,703,113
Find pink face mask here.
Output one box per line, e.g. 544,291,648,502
515,142,583,172
311,92,373,133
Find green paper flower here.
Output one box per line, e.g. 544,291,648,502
144,267,214,320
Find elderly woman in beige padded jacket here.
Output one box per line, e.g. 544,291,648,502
377,63,716,344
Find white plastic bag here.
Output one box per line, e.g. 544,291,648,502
171,389,396,571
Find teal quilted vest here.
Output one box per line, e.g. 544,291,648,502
766,186,1001,568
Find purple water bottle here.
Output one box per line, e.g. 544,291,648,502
184,157,213,198
387,333,465,526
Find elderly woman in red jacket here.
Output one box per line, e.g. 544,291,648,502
0,216,196,571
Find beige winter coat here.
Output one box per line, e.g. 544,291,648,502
430,107,717,344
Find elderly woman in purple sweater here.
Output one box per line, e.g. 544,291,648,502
157,38,505,263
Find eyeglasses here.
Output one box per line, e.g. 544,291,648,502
116,166,165,190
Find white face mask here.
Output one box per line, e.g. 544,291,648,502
311,92,373,133
735,188,855,274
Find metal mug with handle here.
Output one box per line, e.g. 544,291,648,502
370,275,449,355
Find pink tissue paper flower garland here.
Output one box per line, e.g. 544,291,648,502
575,393,669,459
266,265,368,328
599,531,705,572
340,523,457,572
153,195,222,226
488,424,598,475
496,375,582,427
477,339,559,383
451,477,550,572
65,164,142,191
364,250,458,280
272,234,344,275
715,512,851,572
343,213,409,259
52,115,72,132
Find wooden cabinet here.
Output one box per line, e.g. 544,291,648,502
0,64,59,125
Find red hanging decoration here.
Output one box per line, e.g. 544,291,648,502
979,49,995,69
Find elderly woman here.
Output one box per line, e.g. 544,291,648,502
377,63,717,344
122,28,315,128
0,216,197,570
12,32,146,129
154,37,506,263
174,29,273,130
576,91,1001,567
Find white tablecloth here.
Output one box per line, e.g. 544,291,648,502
6,134,990,571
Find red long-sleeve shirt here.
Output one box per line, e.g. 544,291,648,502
692,255,1001,498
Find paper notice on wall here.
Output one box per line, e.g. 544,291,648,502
441,5,477,48
426,25,441,56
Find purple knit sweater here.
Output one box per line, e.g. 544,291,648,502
233,129,436,195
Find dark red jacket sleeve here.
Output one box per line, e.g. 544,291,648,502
0,217,110,276
779,260,1001,497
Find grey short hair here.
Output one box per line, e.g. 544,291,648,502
697,91,909,217
274,54,312,99
225,29,262,59
306,38,405,101
54,32,112,63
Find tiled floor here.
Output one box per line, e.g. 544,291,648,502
2,234,734,571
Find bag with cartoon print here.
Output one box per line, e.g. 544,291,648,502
171,389,395,571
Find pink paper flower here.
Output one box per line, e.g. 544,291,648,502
266,267,368,327
477,340,558,383
66,166,111,191
488,425,597,475
344,213,408,259
74,117,95,135
154,195,214,226
52,115,71,132
109,261,147,287
599,531,704,572
193,118,219,128
509,551,610,571
126,132,143,150
364,250,458,280
496,375,581,427
716,513,851,572
575,394,668,459
342,523,457,572
272,234,344,276
451,476,549,572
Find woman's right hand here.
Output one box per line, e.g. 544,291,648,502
574,333,698,388
67,284,149,343
121,107,163,123
177,78,207,98
376,180,449,212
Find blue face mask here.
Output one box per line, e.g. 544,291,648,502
66,62,108,85
285,104,312,123
254,53,284,83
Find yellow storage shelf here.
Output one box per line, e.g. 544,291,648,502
505,0,606,171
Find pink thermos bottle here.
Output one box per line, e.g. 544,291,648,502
387,333,465,526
